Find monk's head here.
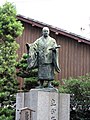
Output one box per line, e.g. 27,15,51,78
42,27,50,38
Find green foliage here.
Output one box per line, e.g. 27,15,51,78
51,80,60,87
0,2,24,119
0,2,23,42
0,107,15,120
16,53,38,78
59,74,90,120
16,53,38,90
24,77,38,91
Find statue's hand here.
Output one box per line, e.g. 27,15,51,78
26,43,30,54
49,45,61,51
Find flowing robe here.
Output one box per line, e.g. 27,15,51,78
32,36,60,80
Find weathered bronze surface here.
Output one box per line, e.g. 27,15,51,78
26,27,61,88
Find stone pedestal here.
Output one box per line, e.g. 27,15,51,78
16,93,24,120
16,89,70,120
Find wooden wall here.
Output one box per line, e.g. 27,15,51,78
16,21,90,85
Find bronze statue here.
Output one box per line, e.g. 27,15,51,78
26,27,61,89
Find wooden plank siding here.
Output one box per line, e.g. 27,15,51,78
16,20,90,88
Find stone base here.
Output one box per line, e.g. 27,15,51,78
16,89,70,120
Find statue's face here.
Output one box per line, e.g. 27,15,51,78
42,27,49,38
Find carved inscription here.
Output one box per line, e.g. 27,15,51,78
50,99,57,120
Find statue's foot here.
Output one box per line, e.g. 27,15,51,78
48,84,54,88
47,81,54,88
45,85,58,92
36,85,44,89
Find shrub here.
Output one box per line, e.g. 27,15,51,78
0,2,23,119
59,74,90,120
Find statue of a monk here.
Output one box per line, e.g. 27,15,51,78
26,27,61,88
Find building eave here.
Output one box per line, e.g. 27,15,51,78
17,14,90,45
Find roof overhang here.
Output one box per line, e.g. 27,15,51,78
17,14,90,45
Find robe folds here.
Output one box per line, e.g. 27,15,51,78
27,36,60,80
